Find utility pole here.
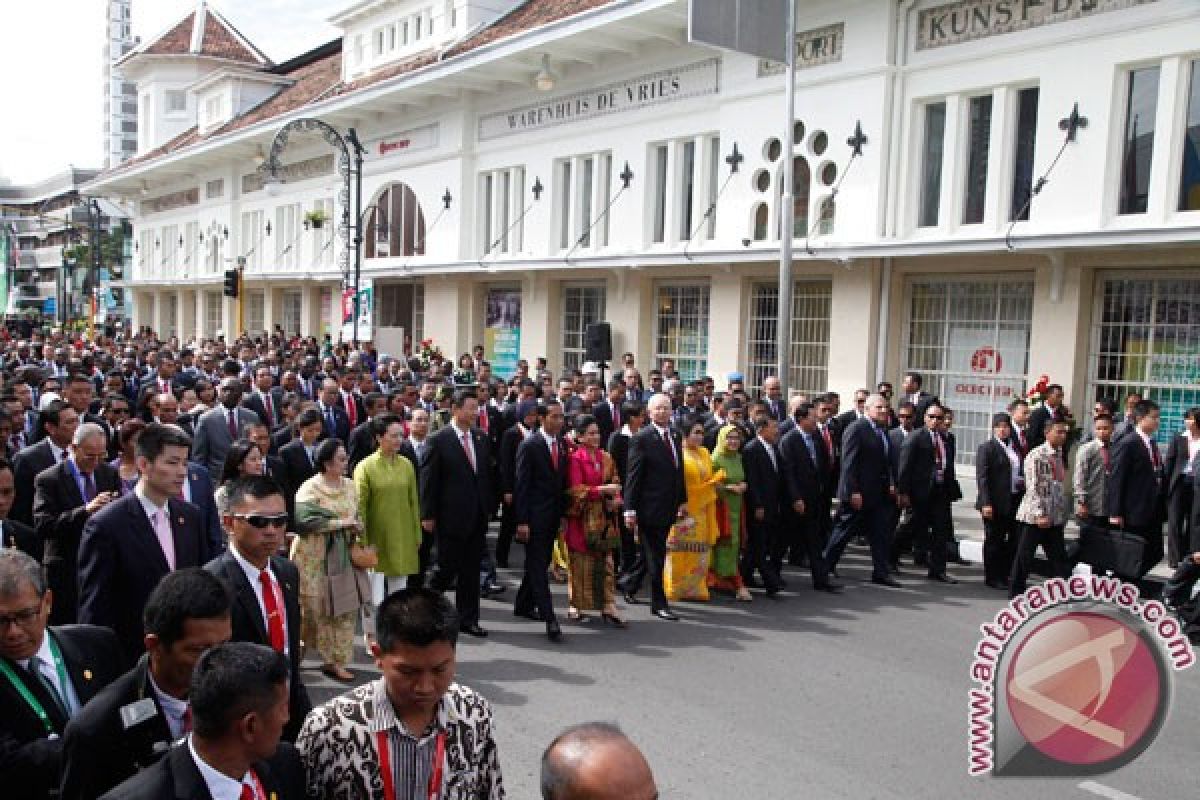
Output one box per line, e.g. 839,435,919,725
236,256,246,336
347,128,365,348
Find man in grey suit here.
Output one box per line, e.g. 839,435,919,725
190,378,261,476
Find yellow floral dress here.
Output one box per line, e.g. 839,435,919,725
664,445,726,601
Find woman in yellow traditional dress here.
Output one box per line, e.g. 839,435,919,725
665,416,726,601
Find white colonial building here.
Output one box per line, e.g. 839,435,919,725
88,0,1200,461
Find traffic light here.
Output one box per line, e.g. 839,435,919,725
223,269,239,298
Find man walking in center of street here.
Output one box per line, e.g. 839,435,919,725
895,402,959,584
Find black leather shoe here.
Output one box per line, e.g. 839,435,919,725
652,609,679,621
871,575,903,588
815,581,843,593
623,592,643,605
513,608,542,622
546,620,563,642
928,573,959,584
460,623,489,638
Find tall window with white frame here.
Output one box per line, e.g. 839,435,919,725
561,285,606,373
962,94,992,225
275,204,300,270
554,153,611,252
316,198,335,266
183,221,198,276
650,144,668,243
655,284,710,383
1179,60,1200,212
205,290,222,334
240,210,263,270
919,101,947,228
1118,66,1160,216
365,183,426,259
649,135,720,246
478,166,525,257
1010,87,1039,221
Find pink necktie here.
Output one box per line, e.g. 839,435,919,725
461,432,476,471
153,509,177,570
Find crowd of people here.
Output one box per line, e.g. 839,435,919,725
0,325,1195,798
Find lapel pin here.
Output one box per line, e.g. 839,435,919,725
83,669,93,681
177,517,185,526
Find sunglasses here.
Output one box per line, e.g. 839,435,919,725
232,513,289,529
927,414,944,420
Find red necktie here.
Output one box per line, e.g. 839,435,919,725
612,406,620,431
821,426,833,458
479,410,488,433
347,397,357,426
259,570,286,653
1017,429,1027,455
239,783,255,800
227,410,238,439
182,706,192,734
662,429,676,466
461,432,476,471
550,439,559,469
264,393,273,423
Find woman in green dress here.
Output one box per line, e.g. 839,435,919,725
710,424,752,601
292,438,363,683
353,414,421,597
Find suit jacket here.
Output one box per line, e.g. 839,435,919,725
346,420,378,475
1027,405,1062,451
1073,438,1110,519
1163,433,1197,500
837,418,895,509
78,493,207,664
34,460,122,624
498,425,526,496
623,425,687,529
834,409,865,434
316,402,351,444
269,425,294,456
607,430,633,486
59,655,175,800
904,391,938,420
594,401,621,446
204,551,311,743
0,625,125,800
242,391,281,430
419,425,494,537
12,439,61,527
513,433,567,533
897,427,956,505
191,405,262,476
1106,433,1166,530
96,740,304,800
779,429,822,509
278,440,317,524
763,396,788,423
183,464,224,562
742,438,785,524
975,437,1020,517
339,392,365,430
476,405,502,454
1,518,41,561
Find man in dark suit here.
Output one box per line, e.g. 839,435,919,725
1107,399,1167,577
834,389,869,433
975,413,1023,589
1026,384,1066,451
191,379,261,477
594,380,627,448
242,367,282,431
812,394,840,548
497,400,537,570
779,403,839,592
608,402,646,585
895,403,959,584
96,643,304,800
741,417,786,596
760,376,787,422
12,401,78,527
0,460,40,560
78,424,208,663
206,476,311,741
316,379,351,444
1163,408,1200,567
823,393,900,587
621,394,688,620
346,391,388,475
0,549,125,800
278,409,323,527
398,408,434,587
247,422,285,481
900,372,938,420
182,462,223,562
33,423,121,625
59,569,233,800
513,402,569,640
419,389,494,637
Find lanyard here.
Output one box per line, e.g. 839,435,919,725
375,728,446,800
0,634,71,734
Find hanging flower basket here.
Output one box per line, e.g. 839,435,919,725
305,209,329,230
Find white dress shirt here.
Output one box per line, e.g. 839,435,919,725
148,670,190,739
229,543,289,655
25,632,79,717
187,735,259,800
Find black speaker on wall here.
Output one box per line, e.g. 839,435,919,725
584,322,613,363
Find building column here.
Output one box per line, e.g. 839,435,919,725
1028,256,1088,409
521,273,552,368
131,289,149,332
264,287,281,337
607,269,653,371
300,285,320,339
707,269,744,386
422,277,469,355
826,261,881,399
177,289,196,344
151,290,166,337
196,289,211,343
222,294,237,340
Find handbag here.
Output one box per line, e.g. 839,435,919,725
1078,524,1145,579
665,516,703,553
325,534,370,616
350,541,378,570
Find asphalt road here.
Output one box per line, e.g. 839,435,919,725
303,533,1199,799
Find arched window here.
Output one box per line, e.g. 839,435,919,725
365,182,426,258
752,203,769,241
775,156,811,240
817,197,835,235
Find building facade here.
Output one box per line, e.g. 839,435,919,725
89,0,1200,461
104,0,138,168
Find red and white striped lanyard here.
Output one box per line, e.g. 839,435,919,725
376,728,446,800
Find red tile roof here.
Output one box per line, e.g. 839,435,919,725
104,0,616,177
143,13,197,57
139,4,269,66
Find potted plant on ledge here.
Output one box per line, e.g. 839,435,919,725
304,208,329,230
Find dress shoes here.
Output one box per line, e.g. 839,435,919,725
814,581,843,593
871,575,903,588
513,608,543,622
652,609,680,621
622,592,643,605
460,623,489,638
928,573,959,584
545,620,563,642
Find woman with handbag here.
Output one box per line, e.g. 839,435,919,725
564,415,626,626
292,438,367,683
353,414,421,599
665,416,727,602
710,424,751,601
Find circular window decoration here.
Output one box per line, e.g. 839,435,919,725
820,162,837,186
753,169,771,193
810,131,829,156
764,138,782,162
793,121,806,145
